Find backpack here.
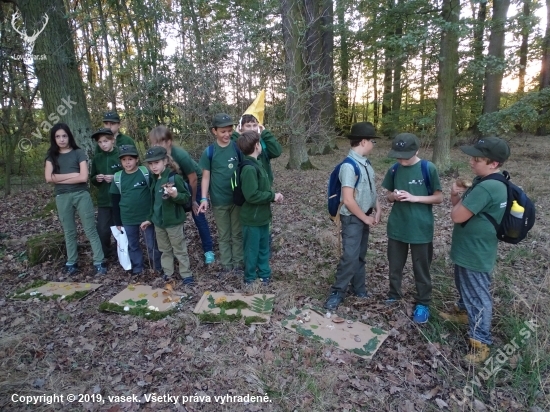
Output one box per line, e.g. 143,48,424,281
231,160,260,206
113,166,149,193
327,157,361,220
391,159,433,195
207,141,243,165
167,172,192,213
461,171,535,244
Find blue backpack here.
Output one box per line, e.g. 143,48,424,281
206,141,243,164
327,157,361,220
391,159,433,195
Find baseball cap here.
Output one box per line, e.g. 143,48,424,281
144,146,167,162
211,113,234,128
347,122,380,139
91,127,114,140
460,137,510,163
103,111,121,123
118,145,139,158
387,133,420,159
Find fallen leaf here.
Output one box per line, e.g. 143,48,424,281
163,298,170,303
11,317,25,327
473,399,487,411
390,386,400,394
129,323,138,332
200,332,211,339
423,386,440,400
152,292,158,298
164,284,173,292
435,398,448,409
32,378,45,388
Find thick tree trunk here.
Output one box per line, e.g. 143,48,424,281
538,0,550,135
470,0,487,128
320,0,336,150
482,0,511,117
336,0,350,131
433,0,460,173
16,0,92,152
96,0,116,110
281,0,313,170
517,0,531,95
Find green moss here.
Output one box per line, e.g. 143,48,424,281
12,288,90,302
197,312,242,323
218,299,249,310
99,302,175,321
26,232,65,266
14,279,49,295
244,315,267,325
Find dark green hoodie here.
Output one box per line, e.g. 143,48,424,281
90,147,122,207
149,168,191,229
240,156,275,227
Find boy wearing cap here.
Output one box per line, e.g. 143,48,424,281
324,122,382,311
382,133,443,324
102,111,136,148
109,145,162,275
444,137,510,363
90,128,122,259
197,113,244,274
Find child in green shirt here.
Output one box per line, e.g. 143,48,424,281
90,127,122,259
236,131,283,286
197,113,244,275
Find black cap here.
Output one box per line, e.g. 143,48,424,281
91,127,114,140
347,122,380,139
387,133,420,159
103,111,121,123
144,146,167,162
460,137,511,163
118,145,139,158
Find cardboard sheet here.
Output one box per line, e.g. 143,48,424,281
12,281,101,301
108,284,186,312
281,307,388,359
193,292,275,324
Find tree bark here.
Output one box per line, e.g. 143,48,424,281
336,0,350,131
15,0,93,151
96,0,116,109
433,0,460,172
469,0,487,128
538,0,550,135
517,0,531,95
482,0,511,117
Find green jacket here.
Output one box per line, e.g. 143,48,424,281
240,156,275,227
90,147,122,207
149,168,191,229
231,129,282,184
94,133,136,153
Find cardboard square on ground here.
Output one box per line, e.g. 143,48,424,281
193,292,275,324
12,282,101,301
108,284,186,312
281,307,389,360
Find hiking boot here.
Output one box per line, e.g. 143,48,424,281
384,297,400,306
95,263,107,275
233,266,244,276
204,251,215,265
413,304,430,324
324,292,343,311
62,263,79,276
440,306,469,325
260,278,271,286
354,292,369,299
464,338,490,363
181,276,195,285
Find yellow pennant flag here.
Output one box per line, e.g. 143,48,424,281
243,90,265,125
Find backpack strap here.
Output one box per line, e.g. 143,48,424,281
138,165,149,186
113,170,123,193
208,141,243,167
342,156,361,188
420,159,433,195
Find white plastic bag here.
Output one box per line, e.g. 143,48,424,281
110,226,132,270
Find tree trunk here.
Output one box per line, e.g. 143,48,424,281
538,0,550,135
281,0,313,170
433,0,460,173
96,0,116,109
482,0,511,117
336,0,350,131
517,0,531,95
391,0,404,124
469,0,487,128
16,0,93,152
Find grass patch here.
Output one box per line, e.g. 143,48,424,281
99,302,176,321
217,299,249,310
14,279,49,295
197,312,268,325
12,289,91,303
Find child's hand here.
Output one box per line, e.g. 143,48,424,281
140,221,151,230
197,200,209,213
395,190,417,203
364,215,376,226
451,182,465,197
192,201,200,215
96,174,104,182
374,208,382,225
116,226,123,232
258,124,265,133
274,193,283,203
166,186,178,198
103,175,113,183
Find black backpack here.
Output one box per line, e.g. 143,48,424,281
462,171,535,244
231,160,260,206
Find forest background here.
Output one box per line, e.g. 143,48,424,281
0,0,549,411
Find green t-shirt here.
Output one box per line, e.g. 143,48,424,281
109,168,151,225
382,160,442,244
115,133,135,148
47,149,89,195
199,142,240,206
450,176,507,272
171,146,202,184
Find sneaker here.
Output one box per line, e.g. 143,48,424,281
354,292,369,299
384,298,399,306
182,276,195,285
95,263,107,275
204,251,215,264
260,278,271,286
233,266,244,276
413,304,430,324
62,263,79,276
324,291,343,311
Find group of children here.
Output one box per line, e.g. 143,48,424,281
44,110,282,286
324,121,511,363
45,112,510,364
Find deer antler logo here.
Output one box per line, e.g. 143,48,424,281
11,10,49,55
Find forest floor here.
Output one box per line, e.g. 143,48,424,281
0,136,548,412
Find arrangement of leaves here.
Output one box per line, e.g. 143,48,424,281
99,302,174,321
249,295,274,314
351,337,380,357
12,280,92,302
